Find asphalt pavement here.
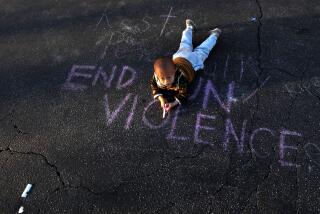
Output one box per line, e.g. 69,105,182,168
0,0,320,213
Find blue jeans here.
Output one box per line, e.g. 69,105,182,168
172,27,218,71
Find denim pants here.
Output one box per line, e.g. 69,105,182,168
172,27,218,71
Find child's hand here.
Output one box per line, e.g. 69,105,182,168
163,103,170,112
166,100,179,111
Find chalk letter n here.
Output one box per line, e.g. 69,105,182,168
202,80,235,113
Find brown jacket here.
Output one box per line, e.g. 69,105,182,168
173,57,195,83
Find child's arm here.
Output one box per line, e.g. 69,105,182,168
158,95,167,108
150,74,167,107
174,77,188,105
150,74,163,99
167,100,179,111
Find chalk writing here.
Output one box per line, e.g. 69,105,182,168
95,3,112,31
279,130,302,167
61,49,316,172
62,65,96,91
250,128,274,158
160,7,174,37
241,76,271,103
304,143,320,168
92,65,116,89
116,66,137,90
202,80,235,113
284,77,320,98
167,107,189,141
223,118,247,153
194,113,216,145
95,12,111,31
223,54,229,79
94,15,157,61
62,64,137,91
104,93,132,126
142,99,170,129
239,54,244,82
125,95,138,130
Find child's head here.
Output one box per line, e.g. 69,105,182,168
153,57,176,87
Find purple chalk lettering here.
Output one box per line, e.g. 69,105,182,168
188,77,203,101
167,107,189,141
104,93,132,126
142,99,170,129
62,65,95,91
250,128,274,158
194,112,216,145
223,54,229,79
116,65,137,90
223,118,247,153
124,95,138,130
92,65,116,89
239,55,244,82
202,80,235,113
279,129,302,167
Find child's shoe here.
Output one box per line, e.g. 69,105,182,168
186,19,196,30
209,28,222,38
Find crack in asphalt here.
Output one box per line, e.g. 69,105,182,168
0,147,105,200
239,161,272,213
0,147,65,185
236,1,277,212
2,109,31,135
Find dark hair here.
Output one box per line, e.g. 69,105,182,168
153,56,175,71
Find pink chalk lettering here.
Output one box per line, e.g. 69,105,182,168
92,65,117,89
124,94,138,130
250,128,274,158
223,118,247,153
104,93,132,126
194,112,216,145
202,80,235,113
188,77,203,101
62,65,95,91
167,107,189,141
279,129,302,167
142,99,170,129
116,65,137,90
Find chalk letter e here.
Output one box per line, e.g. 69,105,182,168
279,129,302,167
62,65,95,91
194,112,215,145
